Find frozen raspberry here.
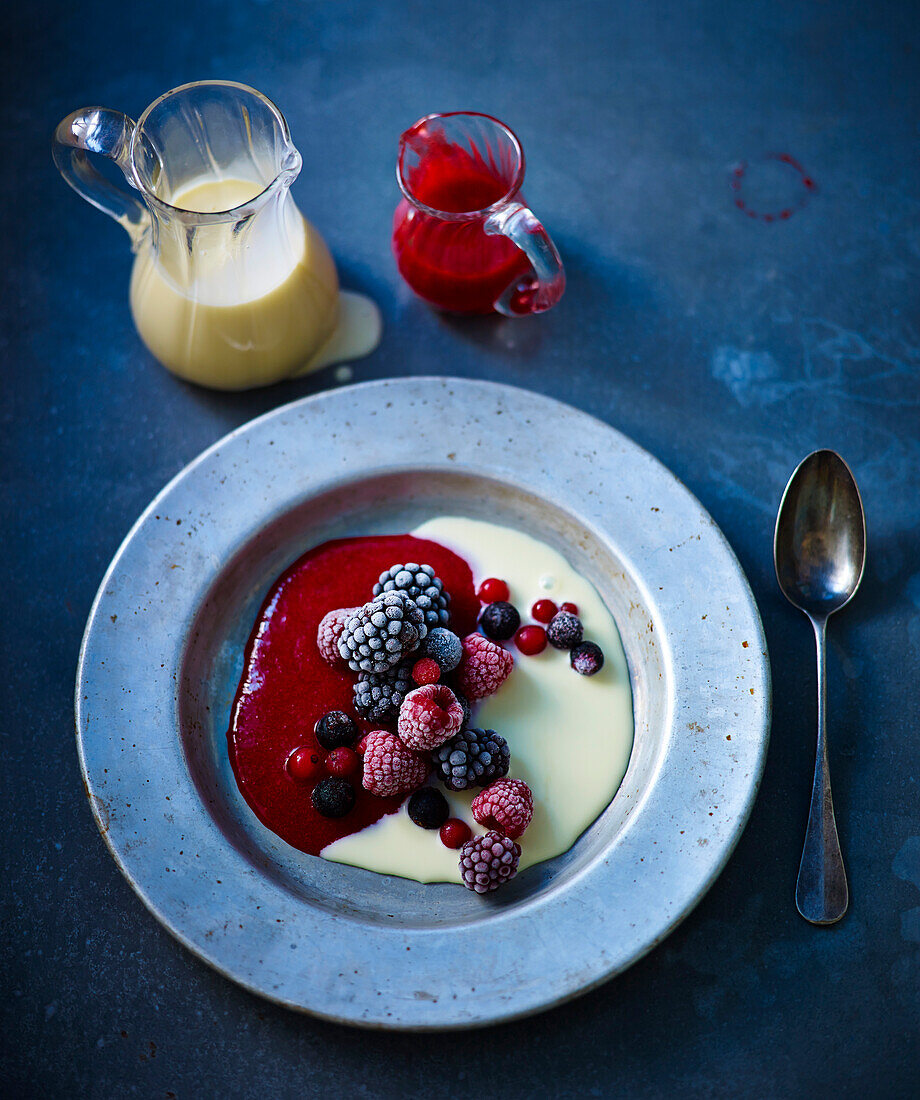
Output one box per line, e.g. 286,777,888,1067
477,577,509,603
361,730,429,797
459,831,521,893
397,684,464,751
316,606,359,665
440,818,472,849
456,633,514,700
515,624,547,655
471,778,534,839
411,657,441,686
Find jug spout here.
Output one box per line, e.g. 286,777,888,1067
279,142,303,187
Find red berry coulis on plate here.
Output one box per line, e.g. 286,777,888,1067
227,535,478,855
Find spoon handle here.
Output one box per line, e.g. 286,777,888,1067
795,617,849,924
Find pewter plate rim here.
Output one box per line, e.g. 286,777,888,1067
75,377,771,1029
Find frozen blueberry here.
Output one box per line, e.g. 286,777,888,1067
407,787,450,829
421,626,463,672
314,710,358,749
311,777,356,818
479,600,520,641
570,641,604,676
546,610,583,650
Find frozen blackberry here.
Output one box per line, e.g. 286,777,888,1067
338,591,427,674
407,787,450,829
353,660,414,721
311,777,355,818
479,600,520,641
373,563,450,628
421,626,462,672
546,610,583,650
431,727,510,792
314,711,358,750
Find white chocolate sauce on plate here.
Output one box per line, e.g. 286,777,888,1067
323,517,634,884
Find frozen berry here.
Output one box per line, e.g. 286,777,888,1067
353,660,414,722
325,746,359,777
314,711,358,750
571,641,605,676
479,600,521,641
407,787,450,829
440,818,472,849
546,610,583,650
456,633,514,700
431,727,510,791
338,592,427,674
459,831,521,893
561,602,579,615
398,684,464,751
362,730,429,797
515,624,547,655
287,747,323,782
477,577,509,603
421,626,463,672
471,778,534,839
531,599,557,623
411,657,441,685
373,562,450,628
316,606,359,665
311,776,355,818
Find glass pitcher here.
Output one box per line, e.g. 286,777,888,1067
53,81,380,390
392,112,565,315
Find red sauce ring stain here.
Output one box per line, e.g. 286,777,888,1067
729,152,816,222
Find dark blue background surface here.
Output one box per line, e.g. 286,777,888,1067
3,0,919,1095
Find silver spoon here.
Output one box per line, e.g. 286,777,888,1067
774,449,865,925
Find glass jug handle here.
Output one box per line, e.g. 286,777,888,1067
484,201,566,317
52,108,149,249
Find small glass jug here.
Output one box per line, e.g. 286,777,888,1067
53,81,379,390
392,112,565,315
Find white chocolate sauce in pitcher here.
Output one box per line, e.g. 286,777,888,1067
55,83,381,389
129,177,380,390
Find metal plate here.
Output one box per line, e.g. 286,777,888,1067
75,377,770,1029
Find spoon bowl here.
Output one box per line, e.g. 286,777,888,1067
774,449,866,925
775,450,866,619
